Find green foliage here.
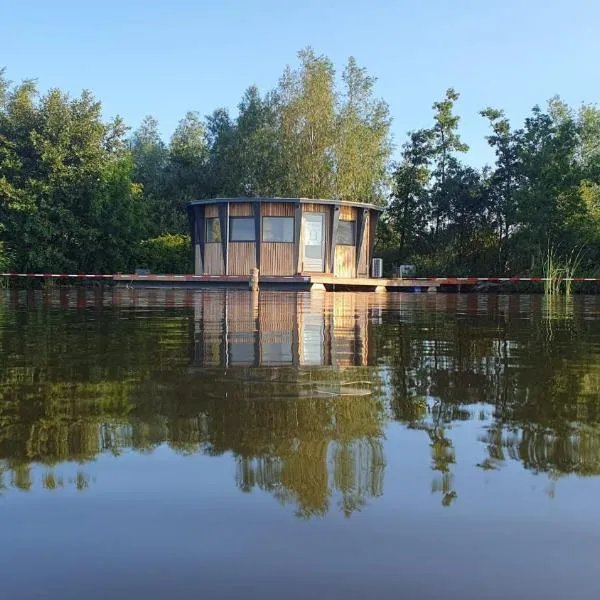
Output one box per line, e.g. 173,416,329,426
2,56,600,277
137,233,191,274
384,92,600,277
0,241,10,271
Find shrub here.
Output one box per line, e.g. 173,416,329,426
137,234,191,274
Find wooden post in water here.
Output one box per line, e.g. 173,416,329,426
249,268,260,291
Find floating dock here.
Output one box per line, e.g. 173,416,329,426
111,273,439,291
3,273,600,292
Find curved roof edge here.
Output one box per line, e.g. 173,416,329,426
187,197,384,212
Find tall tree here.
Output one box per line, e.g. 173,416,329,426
429,88,469,239
278,47,337,198
388,130,433,262
335,57,392,204
481,107,519,272
163,110,208,232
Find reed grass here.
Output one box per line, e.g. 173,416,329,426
542,245,583,296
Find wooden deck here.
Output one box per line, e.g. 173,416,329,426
112,273,439,291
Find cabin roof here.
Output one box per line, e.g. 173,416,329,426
187,197,384,212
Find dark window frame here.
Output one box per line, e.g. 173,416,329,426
206,217,221,243
336,220,356,246
262,216,295,243
229,216,256,242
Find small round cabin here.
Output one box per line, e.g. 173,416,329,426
186,198,382,280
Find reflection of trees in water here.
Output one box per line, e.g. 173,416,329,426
380,294,600,502
2,291,600,511
0,291,387,515
145,366,387,518
236,436,385,518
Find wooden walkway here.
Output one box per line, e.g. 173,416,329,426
111,273,438,291
4,272,600,291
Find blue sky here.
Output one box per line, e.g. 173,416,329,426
2,0,598,165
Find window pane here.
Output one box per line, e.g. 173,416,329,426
337,220,356,245
206,218,221,243
263,217,294,242
230,217,255,241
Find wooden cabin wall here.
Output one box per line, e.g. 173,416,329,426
261,244,295,276
261,203,295,216
193,201,380,278
204,244,224,274
334,205,357,278
339,205,355,220
335,246,356,277
202,204,223,274
368,210,378,276
229,243,256,275
205,205,219,218
229,204,253,216
357,211,370,277
260,203,296,275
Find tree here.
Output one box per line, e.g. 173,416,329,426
335,57,392,204
388,130,433,262
278,47,337,198
481,107,519,272
162,111,208,232
429,88,469,240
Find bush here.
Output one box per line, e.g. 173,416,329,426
0,242,12,272
137,234,192,274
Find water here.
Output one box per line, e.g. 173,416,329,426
1,288,600,599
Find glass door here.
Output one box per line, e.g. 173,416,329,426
302,212,325,272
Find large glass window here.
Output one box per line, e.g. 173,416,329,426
206,218,221,243
230,217,255,242
337,220,356,245
262,217,294,242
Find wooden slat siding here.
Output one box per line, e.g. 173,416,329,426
357,211,370,277
261,202,296,275
294,203,302,274
205,205,219,218
355,208,368,275
334,245,356,278
368,210,379,277
329,205,340,273
254,202,261,270
301,203,330,273
261,243,295,275
228,242,256,275
261,203,295,216
339,205,355,220
204,243,224,274
193,204,205,275
228,202,257,275
218,203,229,275
229,203,253,216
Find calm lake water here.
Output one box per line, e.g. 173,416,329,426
1,288,600,599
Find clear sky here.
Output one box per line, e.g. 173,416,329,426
2,0,599,165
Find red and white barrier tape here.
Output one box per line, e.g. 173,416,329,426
1,274,599,284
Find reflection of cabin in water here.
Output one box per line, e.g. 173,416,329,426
186,198,383,288
193,291,379,368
